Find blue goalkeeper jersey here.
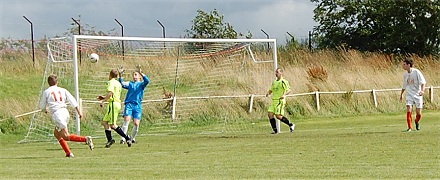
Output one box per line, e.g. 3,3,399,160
119,74,150,105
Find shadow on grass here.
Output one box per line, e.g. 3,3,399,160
0,156,53,160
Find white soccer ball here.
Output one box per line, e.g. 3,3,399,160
89,53,99,63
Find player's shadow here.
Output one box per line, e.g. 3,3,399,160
46,147,61,151
0,156,53,160
46,146,106,150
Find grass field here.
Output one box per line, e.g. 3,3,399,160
0,111,439,179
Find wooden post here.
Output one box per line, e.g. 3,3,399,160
429,86,433,103
372,89,378,108
315,91,320,111
248,94,254,113
79,98,83,113
171,96,177,120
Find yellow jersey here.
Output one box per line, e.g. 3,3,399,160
270,78,290,100
106,78,122,103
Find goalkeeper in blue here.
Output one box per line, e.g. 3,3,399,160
118,65,150,144
265,68,295,134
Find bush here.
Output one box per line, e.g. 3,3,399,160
0,117,26,135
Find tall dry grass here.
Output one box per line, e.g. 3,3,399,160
0,52,47,122
1,49,439,124
277,49,440,117
279,49,440,93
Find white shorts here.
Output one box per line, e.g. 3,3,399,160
406,94,424,109
51,108,70,132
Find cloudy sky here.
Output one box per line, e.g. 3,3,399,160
1,0,317,44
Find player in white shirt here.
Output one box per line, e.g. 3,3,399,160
399,58,426,132
40,74,94,157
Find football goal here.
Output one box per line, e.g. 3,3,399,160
20,35,279,143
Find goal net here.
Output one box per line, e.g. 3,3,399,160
19,37,77,143
20,35,278,143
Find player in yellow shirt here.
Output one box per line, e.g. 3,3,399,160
99,69,132,147
265,68,295,134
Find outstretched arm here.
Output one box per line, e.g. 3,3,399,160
137,64,150,86
142,73,150,85
119,77,130,89
419,84,425,96
65,89,82,118
281,89,291,99
99,91,114,107
117,66,125,78
266,90,272,97
74,106,83,119
400,89,405,102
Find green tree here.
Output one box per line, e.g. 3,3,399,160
185,9,241,39
312,0,440,55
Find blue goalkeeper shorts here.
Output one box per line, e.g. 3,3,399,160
122,102,142,120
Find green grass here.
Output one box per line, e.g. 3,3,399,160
1,111,439,179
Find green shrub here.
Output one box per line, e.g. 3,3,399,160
0,117,26,134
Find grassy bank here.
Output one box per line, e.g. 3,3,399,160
1,49,439,134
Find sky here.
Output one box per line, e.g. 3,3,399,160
0,0,317,44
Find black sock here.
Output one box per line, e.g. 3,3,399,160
105,130,112,142
113,126,130,141
280,117,293,126
269,118,277,133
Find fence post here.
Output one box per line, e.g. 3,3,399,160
248,94,254,113
79,98,83,114
315,91,320,111
171,96,177,120
429,86,433,103
372,89,378,108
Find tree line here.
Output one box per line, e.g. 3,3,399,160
2,2,440,56
312,0,440,56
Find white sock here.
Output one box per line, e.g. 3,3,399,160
131,125,139,141
121,121,130,141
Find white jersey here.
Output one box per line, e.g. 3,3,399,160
402,68,426,97
40,85,78,114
